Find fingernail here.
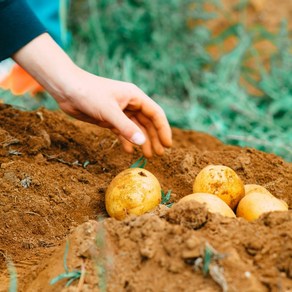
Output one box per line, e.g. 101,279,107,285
131,132,146,145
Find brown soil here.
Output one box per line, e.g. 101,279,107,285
0,104,291,291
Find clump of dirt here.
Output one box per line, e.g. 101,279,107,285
0,104,291,291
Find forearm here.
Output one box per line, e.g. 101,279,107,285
12,33,79,102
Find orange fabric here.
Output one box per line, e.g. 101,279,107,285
0,64,44,96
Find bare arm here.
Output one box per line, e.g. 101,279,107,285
12,33,172,157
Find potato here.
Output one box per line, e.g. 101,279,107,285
179,193,236,218
105,168,161,220
243,184,288,209
193,165,244,209
244,184,273,196
236,192,288,221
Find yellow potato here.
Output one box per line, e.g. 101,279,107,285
193,165,244,210
179,193,236,218
244,184,288,208
236,192,288,221
244,184,273,196
105,168,161,220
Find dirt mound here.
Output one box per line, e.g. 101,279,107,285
24,206,292,292
0,104,291,291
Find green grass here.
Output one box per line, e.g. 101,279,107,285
69,0,292,161
1,0,291,161
50,241,82,287
8,260,17,292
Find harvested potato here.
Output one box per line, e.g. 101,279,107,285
236,192,288,221
244,184,273,196
193,165,244,209
105,168,161,220
244,184,288,208
179,193,236,218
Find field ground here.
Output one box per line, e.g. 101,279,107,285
0,1,291,291
0,105,291,291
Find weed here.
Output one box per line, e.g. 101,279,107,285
95,223,106,292
130,156,147,168
7,260,17,292
202,243,214,276
50,241,83,287
161,189,173,207
0,251,18,292
196,242,228,292
7,261,17,292
83,160,90,168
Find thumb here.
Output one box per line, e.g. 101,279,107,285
105,107,146,146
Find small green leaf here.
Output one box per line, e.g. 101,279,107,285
63,241,70,273
130,156,147,168
83,160,90,168
161,189,172,206
8,260,17,292
50,271,81,286
50,240,82,287
203,245,214,276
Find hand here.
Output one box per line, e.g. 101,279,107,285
54,68,172,157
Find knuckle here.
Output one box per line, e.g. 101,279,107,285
128,82,139,92
153,108,165,121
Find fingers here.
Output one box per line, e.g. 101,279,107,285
134,113,165,156
140,98,172,148
114,115,164,157
118,135,134,154
114,117,153,158
130,116,153,158
102,103,146,146
104,84,172,157
119,134,154,157
127,86,172,148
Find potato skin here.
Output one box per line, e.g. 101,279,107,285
105,168,161,220
236,192,288,221
244,184,273,196
193,165,244,210
179,193,236,218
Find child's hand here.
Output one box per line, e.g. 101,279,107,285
55,69,172,157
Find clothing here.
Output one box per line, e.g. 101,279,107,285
0,0,46,61
26,0,70,47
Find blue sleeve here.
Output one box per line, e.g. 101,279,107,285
0,0,47,61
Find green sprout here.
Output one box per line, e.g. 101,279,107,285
130,156,147,168
202,244,214,276
8,260,17,292
83,160,90,168
95,219,107,292
0,251,18,292
201,243,228,291
161,190,173,207
202,242,226,276
50,241,82,287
